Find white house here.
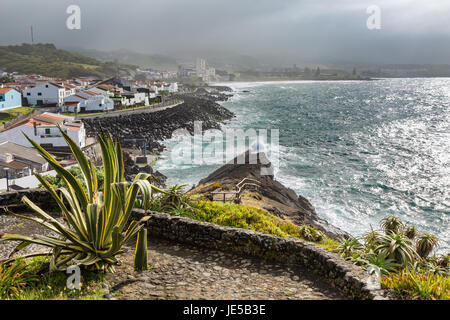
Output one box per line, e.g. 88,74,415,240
0,88,22,111
0,112,86,148
0,141,49,179
63,90,114,113
166,82,178,93
23,82,66,106
121,91,148,107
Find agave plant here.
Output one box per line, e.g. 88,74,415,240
0,260,38,299
157,185,190,209
374,232,420,267
363,229,383,249
437,254,449,269
336,238,363,258
299,225,324,242
403,225,418,240
416,234,439,258
420,261,449,276
365,253,400,276
381,215,404,234
1,129,164,272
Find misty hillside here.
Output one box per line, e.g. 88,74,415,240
67,47,179,71
0,43,135,78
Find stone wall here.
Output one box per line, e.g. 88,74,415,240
0,189,387,299
0,188,56,212
136,210,388,300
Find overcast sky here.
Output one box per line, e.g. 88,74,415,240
1,0,450,65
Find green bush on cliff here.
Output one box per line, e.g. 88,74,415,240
335,215,449,300
381,270,449,300
144,189,330,244
188,201,303,238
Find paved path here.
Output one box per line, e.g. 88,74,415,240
0,214,346,300
106,237,346,300
75,100,184,120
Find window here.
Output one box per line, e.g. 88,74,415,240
45,129,51,135
38,92,42,96
45,85,49,88
27,93,30,96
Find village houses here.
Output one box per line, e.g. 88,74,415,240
0,88,22,111
0,112,86,149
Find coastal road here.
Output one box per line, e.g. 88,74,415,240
75,100,184,120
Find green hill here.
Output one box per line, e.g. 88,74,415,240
68,47,179,71
0,43,135,78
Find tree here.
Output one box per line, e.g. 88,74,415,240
0,75,13,83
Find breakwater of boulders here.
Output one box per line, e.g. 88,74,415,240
83,91,235,154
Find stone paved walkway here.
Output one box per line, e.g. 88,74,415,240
106,238,346,300
0,214,346,300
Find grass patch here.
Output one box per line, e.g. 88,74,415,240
166,200,339,247
1,257,107,300
0,106,34,123
381,270,449,300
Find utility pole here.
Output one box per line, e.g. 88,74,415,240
31,26,34,44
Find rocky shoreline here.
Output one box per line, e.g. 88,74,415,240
82,86,349,239
189,151,349,240
83,86,350,239
83,89,235,154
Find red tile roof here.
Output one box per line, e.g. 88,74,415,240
0,88,12,94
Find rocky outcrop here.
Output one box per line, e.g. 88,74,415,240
83,94,235,154
123,152,167,188
191,151,350,240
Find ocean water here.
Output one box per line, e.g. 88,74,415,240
155,79,450,252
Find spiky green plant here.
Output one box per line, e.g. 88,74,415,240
437,254,449,268
404,226,418,240
420,261,449,276
416,234,439,258
381,270,449,300
365,253,400,276
0,260,38,299
381,216,404,234
375,232,420,267
299,225,324,242
336,238,363,258
363,229,383,249
157,184,189,209
1,129,164,272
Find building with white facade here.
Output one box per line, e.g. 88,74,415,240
0,141,49,179
63,90,114,113
0,113,86,149
22,82,66,106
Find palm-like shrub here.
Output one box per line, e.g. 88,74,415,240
363,229,383,249
337,238,363,258
416,234,439,258
365,253,400,276
404,226,418,240
381,216,404,234
156,184,190,209
1,130,162,272
381,270,449,300
375,232,419,267
0,260,38,299
299,225,324,242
